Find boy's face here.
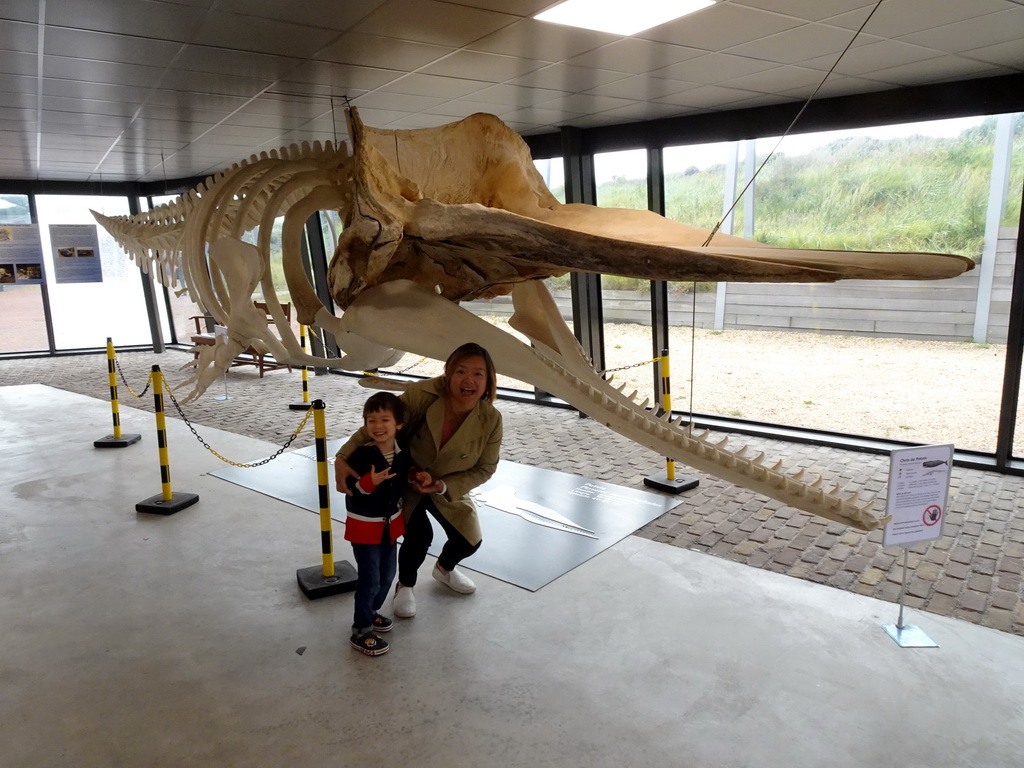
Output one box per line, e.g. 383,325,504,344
365,408,401,446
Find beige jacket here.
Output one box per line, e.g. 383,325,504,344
337,377,502,545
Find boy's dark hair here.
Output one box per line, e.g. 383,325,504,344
362,391,406,425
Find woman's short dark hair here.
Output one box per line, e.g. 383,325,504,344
444,342,497,404
362,391,407,425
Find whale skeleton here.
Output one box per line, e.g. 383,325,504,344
94,108,973,531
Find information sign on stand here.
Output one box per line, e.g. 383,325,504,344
881,443,954,648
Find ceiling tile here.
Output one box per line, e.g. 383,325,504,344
726,22,877,64
563,38,705,75
635,3,803,50
190,12,342,57
42,56,165,88
655,53,778,83
44,0,206,41
315,33,454,71
350,91,447,112
505,64,630,91
352,0,519,47
863,55,1013,87
469,83,571,106
500,106,586,124
964,39,1024,69
801,39,944,76
1,20,40,52
0,51,38,77
418,50,551,81
584,75,700,101
174,46,304,80
285,61,404,92
535,93,636,113
835,0,1015,37
377,73,491,99
0,0,39,24
43,27,182,65
718,65,828,94
897,9,1024,54
731,0,872,22
468,18,618,60
423,98,530,117
594,101,692,122
210,0,388,31
654,84,766,108
442,0,553,15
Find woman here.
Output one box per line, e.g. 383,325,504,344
335,342,503,618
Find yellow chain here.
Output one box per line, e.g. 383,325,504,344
599,356,662,376
115,361,154,398
162,375,315,467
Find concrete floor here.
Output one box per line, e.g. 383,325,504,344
3,383,1024,767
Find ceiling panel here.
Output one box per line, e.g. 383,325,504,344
0,0,1019,183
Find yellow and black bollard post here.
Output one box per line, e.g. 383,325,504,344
296,399,357,598
136,365,200,514
94,337,142,448
644,349,699,494
289,324,312,411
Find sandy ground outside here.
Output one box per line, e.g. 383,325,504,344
399,316,1016,456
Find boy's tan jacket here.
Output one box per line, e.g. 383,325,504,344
337,377,502,545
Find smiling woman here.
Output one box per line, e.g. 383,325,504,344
334,342,504,621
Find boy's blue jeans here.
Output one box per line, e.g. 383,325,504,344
351,541,397,635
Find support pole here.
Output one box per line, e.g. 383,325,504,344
296,399,357,598
136,365,199,515
94,337,141,448
643,349,699,494
882,548,938,648
289,324,312,410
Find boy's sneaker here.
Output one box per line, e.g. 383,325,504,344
393,584,416,617
432,564,476,594
372,613,393,632
350,632,389,656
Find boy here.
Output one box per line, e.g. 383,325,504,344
344,392,413,656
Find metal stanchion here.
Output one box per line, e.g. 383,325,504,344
644,348,699,494
296,399,357,598
289,324,312,411
136,365,199,515
94,337,141,448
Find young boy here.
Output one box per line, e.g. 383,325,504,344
344,392,413,656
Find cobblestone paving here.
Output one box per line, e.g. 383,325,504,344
4,349,1023,637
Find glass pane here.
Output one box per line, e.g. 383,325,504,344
675,115,1019,454
35,194,152,350
595,149,654,405
0,194,49,353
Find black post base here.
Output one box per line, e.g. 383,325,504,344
94,433,142,448
643,473,699,494
136,491,200,515
296,560,358,599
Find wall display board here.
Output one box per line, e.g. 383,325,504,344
49,224,103,283
0,224,45,285
883,443,954,548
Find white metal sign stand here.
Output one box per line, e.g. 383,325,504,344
881,443,954,648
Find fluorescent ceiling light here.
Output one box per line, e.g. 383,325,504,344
535,0,714,36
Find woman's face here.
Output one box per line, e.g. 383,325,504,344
447,355,488,411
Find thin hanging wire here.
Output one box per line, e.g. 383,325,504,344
684,0,886,425
701,0,886,248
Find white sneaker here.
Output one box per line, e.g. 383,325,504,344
432,564,476,594
393,584,416,618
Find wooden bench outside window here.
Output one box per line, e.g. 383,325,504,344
189,301,293,377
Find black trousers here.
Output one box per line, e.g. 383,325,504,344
398,495,481,587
